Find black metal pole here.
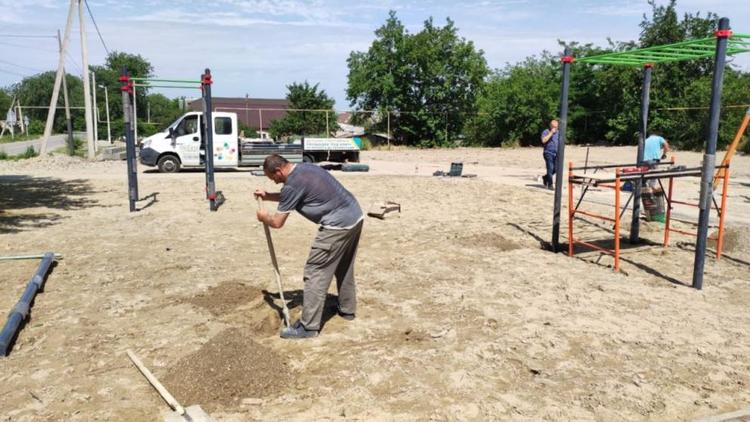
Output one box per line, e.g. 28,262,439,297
630,64,653,243
0,253,55,356
693,18,730,290
552,48,573,252
202,69,218,212
120,69,138,212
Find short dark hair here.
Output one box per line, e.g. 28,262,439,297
263,154,289,173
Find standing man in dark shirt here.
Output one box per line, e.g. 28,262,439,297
541,120,559,190
255,154,364,339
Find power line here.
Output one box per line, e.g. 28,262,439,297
0,40,59,54
0,34,57,39
64,50,84,75
84,0,110,56
0,67,28,78
0,59,44,73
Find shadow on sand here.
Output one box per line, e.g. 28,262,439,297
0,175,100,234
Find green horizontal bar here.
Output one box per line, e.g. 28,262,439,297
130,77,201,84
133,84,201,89
634,51,699,60
579,32,750,66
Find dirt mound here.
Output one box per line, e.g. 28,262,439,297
162,328,293,411
183,281,263,316
711,226,750,255
456,232,520,251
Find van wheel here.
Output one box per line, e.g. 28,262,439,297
157,155,181,173
303,154,315,163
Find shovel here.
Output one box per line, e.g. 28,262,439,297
126,350,212,422
257,197,291,328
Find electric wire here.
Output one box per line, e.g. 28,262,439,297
84,0,111,56
0,59,44,73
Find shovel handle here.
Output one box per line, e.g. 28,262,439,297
255,196,291,327
127,350,186,415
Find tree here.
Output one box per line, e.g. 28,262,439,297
91,51,155,138
347,11,489,146
269,81,336,139
0,89,11,116
9,71,86,132
466,53,559,146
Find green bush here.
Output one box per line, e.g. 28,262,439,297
27,120,45,135
0,146,37,160
21,146,38,159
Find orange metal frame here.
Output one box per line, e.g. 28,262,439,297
664,166,730,259
567,162,622,271
567,159,731,271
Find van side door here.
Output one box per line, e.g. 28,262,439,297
211,115,239,167
173,114,201,166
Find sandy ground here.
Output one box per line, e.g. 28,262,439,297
0,146,749,421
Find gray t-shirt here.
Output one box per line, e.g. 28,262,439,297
277,163,363,228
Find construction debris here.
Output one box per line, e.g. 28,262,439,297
367,201,401,219
0,252,56,356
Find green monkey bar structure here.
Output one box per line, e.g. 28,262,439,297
550,18,748,290
577,33,750,66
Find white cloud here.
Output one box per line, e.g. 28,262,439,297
1,0,749,107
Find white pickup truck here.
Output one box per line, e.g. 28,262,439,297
139,111,361,173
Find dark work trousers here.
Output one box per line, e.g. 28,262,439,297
543,152,557,187
300,220,363,331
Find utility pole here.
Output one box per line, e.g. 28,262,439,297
41,0,76,155
99,84,111,143
79,0,95,159
15,100,24,135
57,29,74,155
92,71,98,148
147,101,150,123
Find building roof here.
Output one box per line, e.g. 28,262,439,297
187,97,290,130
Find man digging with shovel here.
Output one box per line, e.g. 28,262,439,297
255,154,364,339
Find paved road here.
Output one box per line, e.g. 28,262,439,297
0,134,84,155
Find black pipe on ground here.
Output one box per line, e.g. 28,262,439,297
0,252,56,356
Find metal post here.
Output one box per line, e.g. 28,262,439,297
567,161,574,257
120,69,138,212
664,176,674,247
693,17,730,290
0,253,55,356
202,69,218,212
133,84,138,142
614,168,621,272
551,48,573,252
630,64,653,243
716,168,729,260
79,0,95,159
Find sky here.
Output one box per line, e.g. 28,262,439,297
0,0,748,110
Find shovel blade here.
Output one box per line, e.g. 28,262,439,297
163,405,213,422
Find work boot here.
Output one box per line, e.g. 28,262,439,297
280,320,319,339
337,307,355,321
